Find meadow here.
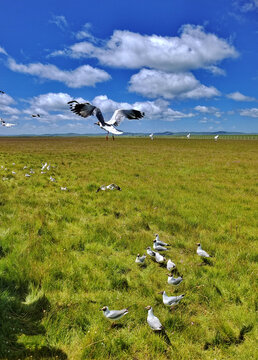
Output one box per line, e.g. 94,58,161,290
0,137,257,360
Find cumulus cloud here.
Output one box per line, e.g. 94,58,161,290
239,108,258,117
49,15,68,30
227,91,256,101
0,46,8,56
235,0,258,12
129,69,220,99
7,58,111,88
195,105,222,118
0,93,15,105
66,25,238,72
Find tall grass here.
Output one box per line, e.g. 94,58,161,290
0,137,257,359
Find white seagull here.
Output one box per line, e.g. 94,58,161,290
153,240,168,251
154,234,170,247
145,306,163,331
96,184,121,192
167,274,183,286
197,243,212,258
41,162,48,171
50,176,56,182
149,133,154,140
25,174,31,177
155,252,166,264
167,259,176,271
146,247,156,257
214,135,219,141
68,100,145,140
60,187,67,191
135,254,146,264
100,306,129,323
1,119,16,127
187,133,191,139
159,291,185,307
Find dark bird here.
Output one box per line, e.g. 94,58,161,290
68,100,145,140
32,114,40,117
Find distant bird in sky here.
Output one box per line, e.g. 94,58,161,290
0,90,5,94
167,259,176,271
167,274,183,285
187,133,191,139
32,114,40,117
154,234,170,247
68,100,145,140
100,306,129,324
159,291,185,307
96,184,121,192
197,243,212,258
145,306,163,331
214,135,219,141
135,254,146,264
146,247,156,257
1,119,16,127
149,133,154,140
153,240,168,251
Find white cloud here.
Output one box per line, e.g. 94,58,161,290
49,15,68,30
227,91,256,101
7,58,111,88
0,105,20,115
236,0,258,12
0,46,8,56
67,25,238,72
129,69,220,99
194,105,219,113
239,108,258,117
0,93,15,105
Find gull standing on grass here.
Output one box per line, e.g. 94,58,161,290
167,259,176,271
154,234,170,247
68,100,145,140
145,306,163,331
149,133,154,140
167,273,183,285
146,247,156,257
196,243,212,258
214,135,219,141
100,306,129,325
155,252,166,264
187,133,191,139
159,291,185,307
153,240,168,251
135,254,146,264
96,184,121,192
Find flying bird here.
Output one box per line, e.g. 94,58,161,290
32,114,40,117
68,100,145,140
100,306,129,324
159,291,185,307
1,119,16,127
0,90,5,94
196,243,212,258
96,184,121,192
145,306,163,331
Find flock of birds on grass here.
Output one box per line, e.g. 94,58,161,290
0,90,220,140
102,232,212,331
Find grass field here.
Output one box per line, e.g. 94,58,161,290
0,137,257,360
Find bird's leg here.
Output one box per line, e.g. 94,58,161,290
112,135,115,141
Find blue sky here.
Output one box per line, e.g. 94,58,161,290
0,0,257,135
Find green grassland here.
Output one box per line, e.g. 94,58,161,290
0,137,257,360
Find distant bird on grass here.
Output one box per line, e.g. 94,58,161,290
146,247,156,257
167,259,176,271
50,176,56,182
68,100,145,140
159,291,185,307
96,184,121,192
214,135,219,141
135,254,146,264
149,133,154,140
25,174,31,177
167,273,183,285
145,306,163,331
197,243,212,258
153,240,168,251
100,306,129,326
187,133,191,139
60,187,67,191
154,234,170,247
1,119,16,127
155,252,166,264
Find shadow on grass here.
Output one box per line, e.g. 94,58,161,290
0,276,67,359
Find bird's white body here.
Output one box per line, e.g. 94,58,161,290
154,234,170,247
146,247,156,257
101,306,128,321
146,307,163,331
61,187,67,191
149,133,154,140
187,133,191,139
153,240,168,251
214,135,219,141
135,254,146,264
167,259,176,271
167,274,183,285
161,291,185,306
155,252,166,263
197,244,211,258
